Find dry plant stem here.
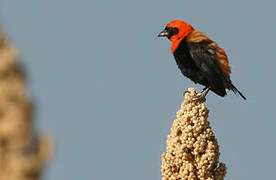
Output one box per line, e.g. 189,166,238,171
0,28,53,180
161,88,226,180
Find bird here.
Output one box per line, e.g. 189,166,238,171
158,20,246,100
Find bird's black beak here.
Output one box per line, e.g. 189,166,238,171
158,29,169,37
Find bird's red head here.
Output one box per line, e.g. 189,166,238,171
158,20,194,53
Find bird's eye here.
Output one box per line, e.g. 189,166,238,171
166,27,179,38
171,27,179,35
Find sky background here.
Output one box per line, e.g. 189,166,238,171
1,0,276,179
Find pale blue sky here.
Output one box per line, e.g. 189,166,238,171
1,0,276,179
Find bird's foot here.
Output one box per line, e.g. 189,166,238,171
199,87,208,94
193,87,210,102
192,94,206,103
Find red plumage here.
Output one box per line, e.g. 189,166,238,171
158,20,246,100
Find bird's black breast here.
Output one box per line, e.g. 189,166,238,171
173,39,208,86
173,38,227,97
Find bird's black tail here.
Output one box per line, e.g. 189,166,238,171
230,84,246,100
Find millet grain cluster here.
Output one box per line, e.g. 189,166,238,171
161,88,226,180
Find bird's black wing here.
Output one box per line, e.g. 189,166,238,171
187,41,227,96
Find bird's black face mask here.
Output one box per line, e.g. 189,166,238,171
158,27,179,39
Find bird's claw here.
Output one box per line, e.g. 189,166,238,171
192,94,206,103
199,89,205,93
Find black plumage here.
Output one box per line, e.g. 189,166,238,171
173,39,227,97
